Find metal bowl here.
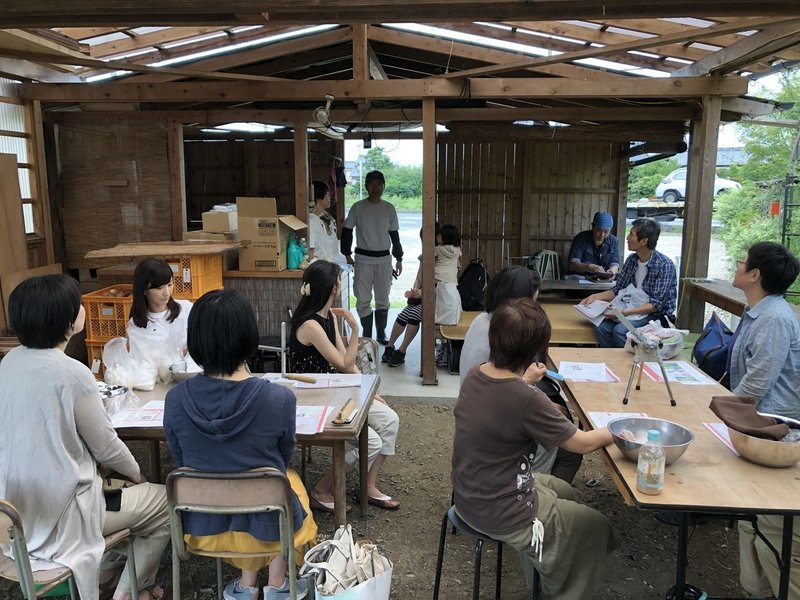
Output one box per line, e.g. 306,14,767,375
727,427,800,468
608,416,694,465
169,362,202,383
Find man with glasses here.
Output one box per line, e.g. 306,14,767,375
731,241,800,600
567,211,621,278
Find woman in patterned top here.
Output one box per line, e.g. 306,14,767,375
289,260,401,511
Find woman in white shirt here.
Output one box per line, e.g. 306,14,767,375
127,258,193,378
308,180,347,265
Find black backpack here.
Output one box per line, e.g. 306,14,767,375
458,259,488,311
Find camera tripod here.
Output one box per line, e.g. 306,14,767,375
612,309,677,407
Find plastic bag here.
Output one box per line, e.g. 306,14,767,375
610,283,650,313
102,337,158,391
127,323,186,386
624,320,688,360
96,381,140,416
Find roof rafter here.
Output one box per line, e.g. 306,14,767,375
675,20,800,76
437,16,800,78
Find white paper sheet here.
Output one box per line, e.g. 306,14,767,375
296,405,331,435
292,374,362,388
642,361,716,385
111,400,165,428
588,411,648,428
704,422,739,455
574,301,609,327
558,361,620,382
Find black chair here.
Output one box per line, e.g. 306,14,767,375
433,505,539,600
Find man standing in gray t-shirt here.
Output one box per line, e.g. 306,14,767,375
341,170,403,343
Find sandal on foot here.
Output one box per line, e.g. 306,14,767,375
309,492,350,514
367,494,400,510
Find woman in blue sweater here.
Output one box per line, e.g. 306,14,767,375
164,290,317,600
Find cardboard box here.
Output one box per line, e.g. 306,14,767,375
237,197,307,271
202,210,238,233
182,230,239,270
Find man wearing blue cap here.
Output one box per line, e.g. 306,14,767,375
567,212,621,277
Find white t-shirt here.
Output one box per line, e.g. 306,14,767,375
343,199,399,265
127,298,194,373
635,259,649,289
435,245,462,283
308,211,347,265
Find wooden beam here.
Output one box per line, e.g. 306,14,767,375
352,24,368,81
677,95,721,332
167,120,187,240
368,24,617,80
3,1,800,27
721,96,781,118
45,105,699,124
421,97,437,385
674,20,800,76
444,121,687,143
27,100,55,263
438,17,800,79
0,48,292,82
0,58,82,82
87,26,227,58
367,43,387,80
123,26,350,83
19,75,748,102
293,124,309,219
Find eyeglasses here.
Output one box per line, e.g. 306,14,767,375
736,260,749,270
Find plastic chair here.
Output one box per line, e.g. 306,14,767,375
0,498,138,600
432,505,539,600
166,467,299,600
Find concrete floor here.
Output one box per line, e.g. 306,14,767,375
372,308,461,403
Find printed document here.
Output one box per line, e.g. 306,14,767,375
574,301,609,327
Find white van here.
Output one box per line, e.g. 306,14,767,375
655,167,741,202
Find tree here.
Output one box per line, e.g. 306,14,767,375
728,69,800,185
345,146,423,209
627,158,679,199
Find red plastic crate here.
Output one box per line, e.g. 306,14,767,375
82,284,134,342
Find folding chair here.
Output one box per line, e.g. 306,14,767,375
166,467,299,600
0,498,138,600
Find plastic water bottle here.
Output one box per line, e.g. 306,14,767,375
636,429,665,495
299,237,309,258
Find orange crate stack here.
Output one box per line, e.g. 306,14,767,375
83,284,134,342
86,341,107,380
165,254,223,301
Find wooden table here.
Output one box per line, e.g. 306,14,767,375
541,302,598,346
683,277,800,320
116,374,379,527
539,279,615,294
438,303,596,346
547,348,800,599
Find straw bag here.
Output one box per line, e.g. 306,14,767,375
300,524,392,599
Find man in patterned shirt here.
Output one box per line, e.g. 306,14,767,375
579,218,677,348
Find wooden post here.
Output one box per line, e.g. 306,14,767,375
294,124,309,218
167,120,187,240
677,95,721,332
352,25,369,81
28,100,54,264
421,98,437,385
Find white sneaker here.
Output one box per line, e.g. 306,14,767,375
223,578,259,600
263,576,308,600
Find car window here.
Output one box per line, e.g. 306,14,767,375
675,171,686,181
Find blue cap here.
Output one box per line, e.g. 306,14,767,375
592,212,613,230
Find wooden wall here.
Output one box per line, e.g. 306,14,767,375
183,137,341,222
54,118,173,269
437,139,624,275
